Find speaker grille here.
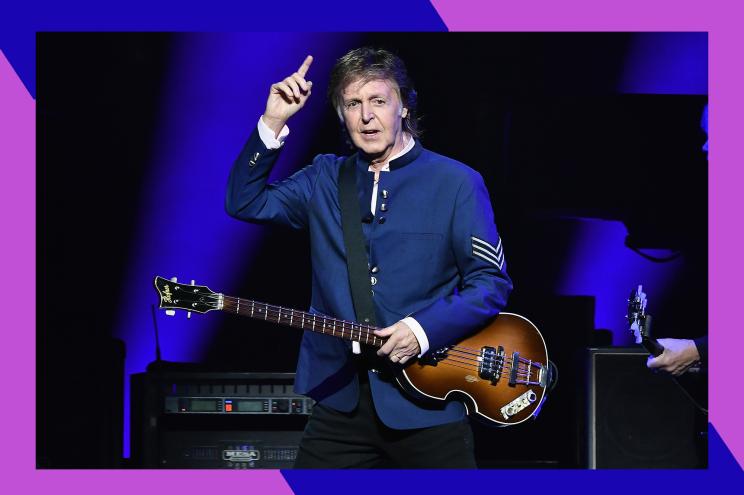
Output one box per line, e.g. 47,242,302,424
588,348,704,468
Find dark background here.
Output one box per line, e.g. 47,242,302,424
37,33,707,468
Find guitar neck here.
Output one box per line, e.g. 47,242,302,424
219,295,385,348
642,336,665,357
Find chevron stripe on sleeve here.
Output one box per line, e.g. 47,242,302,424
471,236,504,270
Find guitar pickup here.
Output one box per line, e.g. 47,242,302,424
478,346,504,382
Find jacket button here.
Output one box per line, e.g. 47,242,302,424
382,190,389,199
378,217,386,224
370,266,379,273
248,152,260,167
380,203,387,212
370,276,377,286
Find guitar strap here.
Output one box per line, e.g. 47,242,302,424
338,155,378,328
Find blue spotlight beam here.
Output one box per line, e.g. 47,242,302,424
113,33,361,458
557,218,683,345
620,32,707,95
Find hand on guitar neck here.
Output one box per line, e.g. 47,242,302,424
646,338,702,376
627,285,708,414
627,286,704,376
374,320,421,365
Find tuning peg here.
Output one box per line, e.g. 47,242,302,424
187,279,196,319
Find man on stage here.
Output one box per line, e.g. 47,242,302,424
226,47,512,468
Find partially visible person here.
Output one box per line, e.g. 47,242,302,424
647,104,708,379
646,336,707,376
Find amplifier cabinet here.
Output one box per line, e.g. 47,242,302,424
131,371,310,468
160,430,303,469
586,348,705,469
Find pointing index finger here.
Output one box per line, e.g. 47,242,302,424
297,55,313,77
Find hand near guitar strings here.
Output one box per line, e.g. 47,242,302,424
646,338,701,376
375,321,421,364
262,55,314,138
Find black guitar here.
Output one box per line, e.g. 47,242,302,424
627,285,707,413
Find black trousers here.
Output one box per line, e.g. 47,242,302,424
293,373,477,469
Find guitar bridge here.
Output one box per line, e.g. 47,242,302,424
478,346,505,382
508,351,520,386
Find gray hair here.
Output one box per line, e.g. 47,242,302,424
327,47,421,139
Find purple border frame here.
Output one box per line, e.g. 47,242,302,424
2,1,742,494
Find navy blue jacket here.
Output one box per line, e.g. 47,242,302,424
226,128,513,429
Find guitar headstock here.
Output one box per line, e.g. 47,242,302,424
626,285,649,344
154,276,223,314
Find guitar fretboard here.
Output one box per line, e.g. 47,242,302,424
220,296,385,347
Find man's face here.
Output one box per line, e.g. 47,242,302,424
340,78,408,160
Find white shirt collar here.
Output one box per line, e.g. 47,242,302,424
367,134,414,172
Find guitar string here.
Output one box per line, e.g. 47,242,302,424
445,349,538,375
215,301,541,378
443,354,532,372
437,343,543,371
165,281,544,382
443,351,534,374
218,298,379,339
444,344,543,368
428,362,540,387
428,358,539,383
200,293,511,349
391,359,535,380
221,300,542,369
441,357,536,379
165,298,540,383
439,356,535,376
221,300,539,375
203,292,444,347
187,295,542,371
220,301,386,345
445,346,534,366
207,299,541,374
165,293,544,394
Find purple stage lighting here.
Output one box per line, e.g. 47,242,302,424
557,218,683,345
619,32,707,95
113,33,360,458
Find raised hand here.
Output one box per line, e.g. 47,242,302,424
262,55,313,137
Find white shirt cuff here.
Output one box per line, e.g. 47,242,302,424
402,317,429,357
257,116,289,149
